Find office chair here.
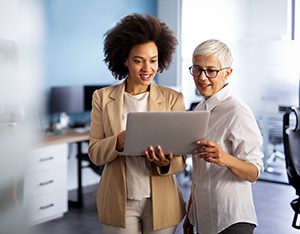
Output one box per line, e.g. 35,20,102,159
265,115,285,174
283,106,300,229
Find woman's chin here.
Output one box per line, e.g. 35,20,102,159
140,78,152,85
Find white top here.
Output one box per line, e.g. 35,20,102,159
188,85,264,234
122,92,151,200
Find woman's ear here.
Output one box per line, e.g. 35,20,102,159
124,59,128,67
224,67,233,80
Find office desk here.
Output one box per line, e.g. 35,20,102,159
43,129,91,208
24,129,89,225
40,129,89,147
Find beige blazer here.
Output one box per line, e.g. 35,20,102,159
88,81,186,231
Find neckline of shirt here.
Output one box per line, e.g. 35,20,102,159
124,91,149,101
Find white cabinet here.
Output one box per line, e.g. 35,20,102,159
23,143,68,225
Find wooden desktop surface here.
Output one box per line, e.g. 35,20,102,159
38,128,89,147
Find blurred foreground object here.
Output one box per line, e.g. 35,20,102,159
0,0,45,233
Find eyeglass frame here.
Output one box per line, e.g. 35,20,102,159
188,65,229,79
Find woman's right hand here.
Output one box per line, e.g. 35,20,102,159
116,130,125,152
183,216,194,234
144,145,173,167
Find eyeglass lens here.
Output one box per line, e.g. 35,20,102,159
189,66,218,78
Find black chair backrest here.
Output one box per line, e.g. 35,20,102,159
283,106,300,195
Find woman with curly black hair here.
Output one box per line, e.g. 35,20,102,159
88,13,186,234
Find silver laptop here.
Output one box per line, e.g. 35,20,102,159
123,111,210,156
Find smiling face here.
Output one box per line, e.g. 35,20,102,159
124,42,158,94
192,55,232,100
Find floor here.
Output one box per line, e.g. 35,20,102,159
30,171,299,234
259,152,289,185
259,138,289,185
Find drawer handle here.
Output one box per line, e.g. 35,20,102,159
39,156,54,162
39,180,54,186
40,203,54,210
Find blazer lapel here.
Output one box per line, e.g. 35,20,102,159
148,82,166,111
106,82,165,134
106,82,125,134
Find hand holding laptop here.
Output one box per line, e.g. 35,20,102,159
144,145,173,167
117,130,174,166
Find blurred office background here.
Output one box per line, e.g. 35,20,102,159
42,0,300,187
1,0,300,233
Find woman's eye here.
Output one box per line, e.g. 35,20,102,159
195,67,201,73
206,69,216,75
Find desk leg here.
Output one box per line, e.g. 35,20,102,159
68,142,84,208
77,142,83,207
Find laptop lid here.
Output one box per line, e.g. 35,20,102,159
123,111,210,156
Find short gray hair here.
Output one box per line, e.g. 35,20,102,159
192,39,233,67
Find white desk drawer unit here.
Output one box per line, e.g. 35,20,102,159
24,190,67,225
24,167,67,198
24,143,68,225
25,144,67,174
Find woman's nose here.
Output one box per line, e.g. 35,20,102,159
142,61,152,71
197,71,207,81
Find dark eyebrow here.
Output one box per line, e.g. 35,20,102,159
133,55,158,60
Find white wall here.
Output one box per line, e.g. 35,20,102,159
248,0,290,40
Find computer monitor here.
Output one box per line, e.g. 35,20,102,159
48,86,84,114
48,84,110,114
83,85,109,111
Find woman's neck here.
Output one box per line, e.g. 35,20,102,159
125,79,150,95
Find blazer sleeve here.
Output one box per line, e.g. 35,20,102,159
88,90,120,166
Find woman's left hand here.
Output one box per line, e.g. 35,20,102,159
144,145,173,167
193,140,228,167
193,140,260,182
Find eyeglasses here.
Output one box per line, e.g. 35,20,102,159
189,65,228,79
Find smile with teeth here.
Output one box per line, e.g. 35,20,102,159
140,74,152,81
